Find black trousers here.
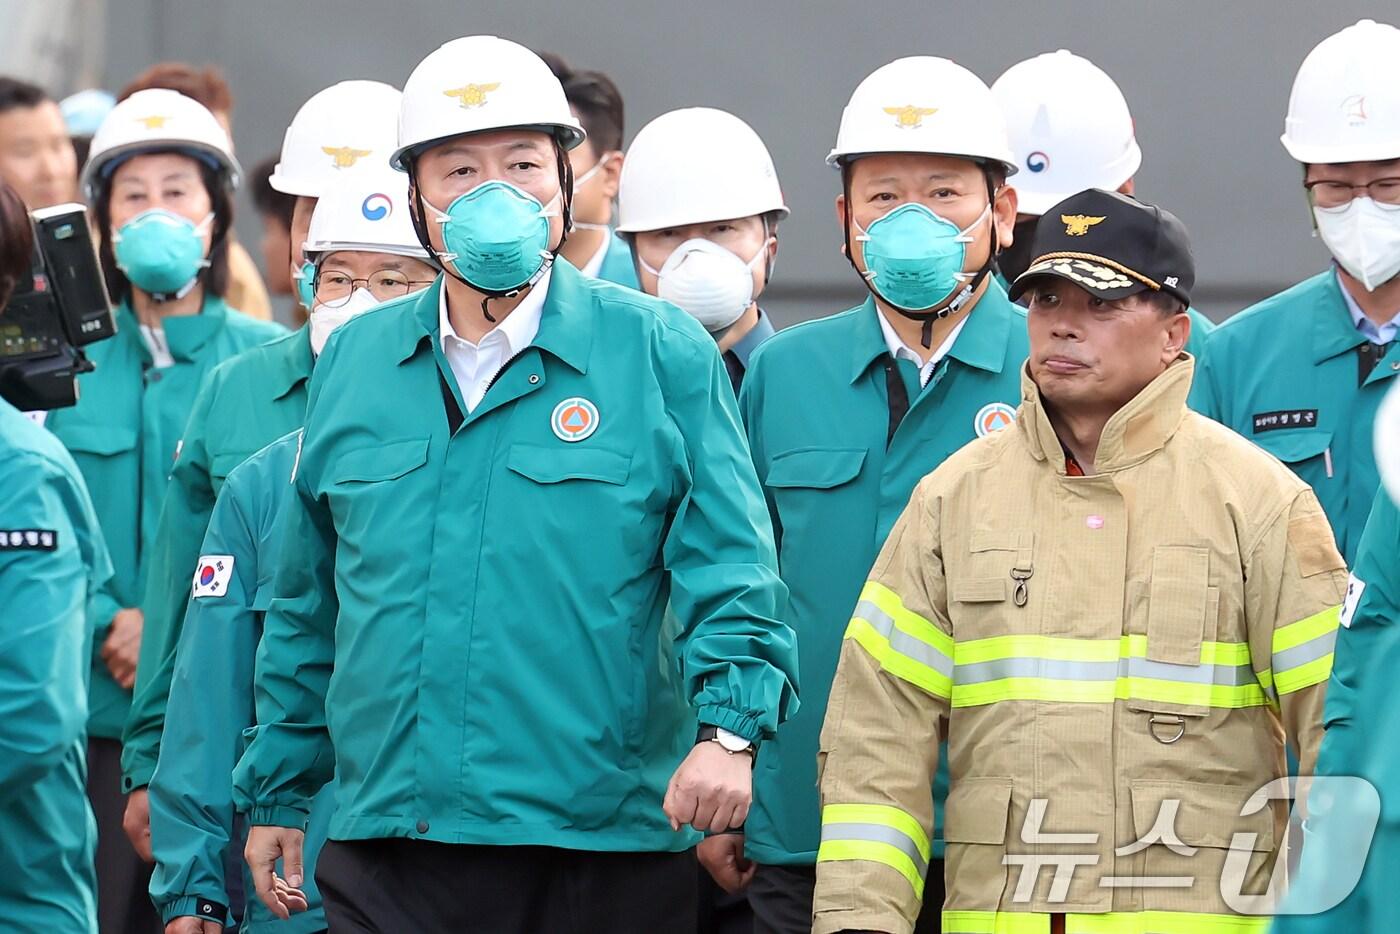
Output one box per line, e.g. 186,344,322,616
87,737,161,934
748,859,946,934
695,857,753,934
316,838,699,934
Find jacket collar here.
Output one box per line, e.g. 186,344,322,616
1311,268,1369,364
117,294,229,363
1019,354,1194,474
403,260,593,374
848,281,1017,384
271,327,315,401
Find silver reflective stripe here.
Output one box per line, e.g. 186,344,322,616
853,599,953,677
1123,655,1257,687
952,655,1256,688
1273,628,1338,674
820,821,929,877
954,657,1117,685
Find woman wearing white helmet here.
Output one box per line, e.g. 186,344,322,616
236,35,796,933
740,56,1030,934
44,87,285,934
619,106,787,397
140,166,434,934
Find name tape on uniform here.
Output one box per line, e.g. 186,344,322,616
1252,409,1318,434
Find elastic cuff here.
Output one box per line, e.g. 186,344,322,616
161,894,228,925
696,705,764,744
249,805,310,829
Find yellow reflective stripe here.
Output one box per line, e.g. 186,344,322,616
1068,909,1270,933
1116,677,1269,709
952,677,1117,707
861,581,955,657
821,803,931,860
941,911,1269,934
846,617,953,699
1273,605,1341,654
1120,634,1253,666
815,839,924,898
1274,654,1333,695
942,910,1048,933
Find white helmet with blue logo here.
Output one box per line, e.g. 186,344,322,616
992,50,1141,216
303,165,430,260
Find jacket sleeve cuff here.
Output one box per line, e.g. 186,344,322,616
696,705,764,745
160,894,228,926
248,805,310,829
120,760,155,794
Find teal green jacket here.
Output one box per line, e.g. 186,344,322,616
123,328,312,790
149,432,332,933
1190,270,1398,562
1273,489,1397,933
0,398,110,931
232,262,798,851
46,298,286,738
596,229,640,290
739,286,1030,865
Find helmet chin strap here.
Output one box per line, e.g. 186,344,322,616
407,142,575,325
840,165,1000,347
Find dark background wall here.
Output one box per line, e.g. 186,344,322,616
11,0,1387,325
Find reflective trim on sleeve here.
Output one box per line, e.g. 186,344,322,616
846,581,954,699
817,802,931,897
1271,605,1339,695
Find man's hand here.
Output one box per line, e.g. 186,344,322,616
697,833,755,894
123,788,153,862
165,918,221,934
663,740,752,833
102,607,144,689
245,826,309,920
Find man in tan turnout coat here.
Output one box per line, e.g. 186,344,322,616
813,189,1348,934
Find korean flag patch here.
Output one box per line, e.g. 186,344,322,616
1340,574,1366,629
192,555,235,599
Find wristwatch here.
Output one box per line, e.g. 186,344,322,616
696,725,757,764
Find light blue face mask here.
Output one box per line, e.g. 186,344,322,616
112,209,212,298
855,202,989,312
294,260,315,310
426,180,558,293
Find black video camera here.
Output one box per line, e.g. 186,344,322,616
0,203,116,410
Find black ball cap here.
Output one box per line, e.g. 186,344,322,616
1008,188,1195,307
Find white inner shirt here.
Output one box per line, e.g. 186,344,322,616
439,267,550,413
876,308,970,388
139,324,176,369
578,232,611,279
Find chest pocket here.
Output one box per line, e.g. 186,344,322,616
765,448,867,491
507,444,631,486
507,443,653,563
1127,545,1223,722
1252,429,1331,471
58,424,138,459
332,438,431,485
765,448,867,557
953,530,1035,606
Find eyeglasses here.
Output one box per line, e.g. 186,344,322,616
1305,177,1400,209
313,269,437,307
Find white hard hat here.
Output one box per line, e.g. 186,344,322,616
82,89,240,199
827,56,1016,175
992,50,1142,216
1378,382,1400,506
1282,19,1400,164
270,81,403,198
303,165,430,261
392,35,585,171
616,108,788,233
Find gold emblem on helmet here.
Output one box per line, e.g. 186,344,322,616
137,115,170,129
1061,214,1107,236
444,83,501,109
322,146,372,169
883,105,938,129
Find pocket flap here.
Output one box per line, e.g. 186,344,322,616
953,578,1008,604
58,424,138,456
1253,429,1332,465
1147,546,1211,666
252,579,275,613
508,444,631,486
765,447,866,490
333,438,430,484
969,530,1033,554
1130,780,1275,851
944,777,1014,844
210,451,252,479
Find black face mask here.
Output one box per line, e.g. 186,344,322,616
995,217,1042,291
